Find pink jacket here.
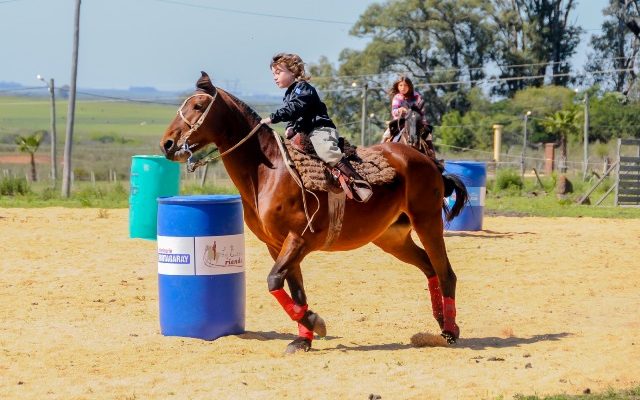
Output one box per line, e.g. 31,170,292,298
391,91,427,122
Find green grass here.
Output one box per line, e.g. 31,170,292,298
485,170,640,218
510,385,640,399
2,175,638,219
487,194,640,218
0,180,238,208
0,96,176,140
0,96,638,217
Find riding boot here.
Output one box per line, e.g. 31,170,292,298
334,158,373,203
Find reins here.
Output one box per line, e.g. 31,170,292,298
175,89,319,233
184,122,263,173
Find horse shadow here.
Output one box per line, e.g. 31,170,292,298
273,332,572,353
453,332,572,350
237,330,342,342
444,229,536,239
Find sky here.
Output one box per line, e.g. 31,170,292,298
0,0,609,96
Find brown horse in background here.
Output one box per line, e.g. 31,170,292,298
160,72,468,353
385,108,434,158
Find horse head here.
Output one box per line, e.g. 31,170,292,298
160,71,220,162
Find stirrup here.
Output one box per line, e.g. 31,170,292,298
333,171,372,203
350,179,373,203
329,168,370,202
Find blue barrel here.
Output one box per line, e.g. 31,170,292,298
443,161,487,231
129,155,180,240
156,195,245,340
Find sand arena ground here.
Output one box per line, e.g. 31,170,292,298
1,208,639,399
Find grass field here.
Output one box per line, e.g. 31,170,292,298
1,94,637,218
0,95,176,139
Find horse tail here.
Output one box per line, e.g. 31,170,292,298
442,174,468,222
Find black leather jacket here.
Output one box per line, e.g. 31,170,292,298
270,81,336,134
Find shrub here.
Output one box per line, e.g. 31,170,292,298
494,168,523,191
0,176,30,196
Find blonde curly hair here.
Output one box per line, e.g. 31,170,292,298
270,53,310,81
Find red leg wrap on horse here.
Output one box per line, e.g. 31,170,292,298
443,296,457,332
270,289,308,321
297,322,314,340
427,276,444,319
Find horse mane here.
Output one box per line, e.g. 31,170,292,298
220,89,262,124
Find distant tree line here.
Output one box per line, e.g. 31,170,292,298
308,0,640,152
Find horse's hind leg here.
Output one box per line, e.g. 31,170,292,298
266,233,326,353
407,211,459,343
372,216,445,330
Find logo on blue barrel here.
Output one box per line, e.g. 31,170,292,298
158,252,191,264
203,239,244,268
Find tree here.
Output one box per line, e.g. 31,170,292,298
15,130,45,182
589,91,640,141
586,0,640,96
342,0,495,124
439,111,476,150
541,109,579,172
489,0,583,96
308,56,376,143
510,85,576,143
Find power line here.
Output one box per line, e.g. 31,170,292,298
151,0,352,25
311,56,639,84
75,91,179,105
0,86,42,93
317,67,636,93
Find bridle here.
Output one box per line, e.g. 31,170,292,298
177,91,217,150
175,89,262,172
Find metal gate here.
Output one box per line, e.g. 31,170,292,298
615,138,640,207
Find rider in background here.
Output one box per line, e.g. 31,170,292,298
381,76,432,145
260,53,372,203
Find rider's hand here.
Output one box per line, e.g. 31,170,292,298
285,127,296,139
260,117,272,125
398,107,408,117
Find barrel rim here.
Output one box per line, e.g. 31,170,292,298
158,194,242,205
132,154,174,160
444,160,487,165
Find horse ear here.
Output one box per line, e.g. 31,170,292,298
196,71,216,95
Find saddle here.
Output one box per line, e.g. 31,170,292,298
284,134,396,194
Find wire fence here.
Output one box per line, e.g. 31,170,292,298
0,136,615,190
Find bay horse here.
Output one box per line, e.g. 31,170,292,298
160,72,468,353
385,107,434,158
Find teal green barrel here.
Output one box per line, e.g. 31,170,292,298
129,155,180,239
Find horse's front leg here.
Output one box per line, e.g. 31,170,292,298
267,232,326,353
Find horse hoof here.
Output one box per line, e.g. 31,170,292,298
311,313,327,337
300,311,327,338
285,337,312,354
440,331,457,344
441,324,460,344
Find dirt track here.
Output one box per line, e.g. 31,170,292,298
1,208,639,399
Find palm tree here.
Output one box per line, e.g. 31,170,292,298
15,130,45,182
541,110,579,173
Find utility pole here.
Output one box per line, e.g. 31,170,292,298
520,111,531,178
37,75,57,184
62,0,81,198
360,82,368,147
582,92,590,180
